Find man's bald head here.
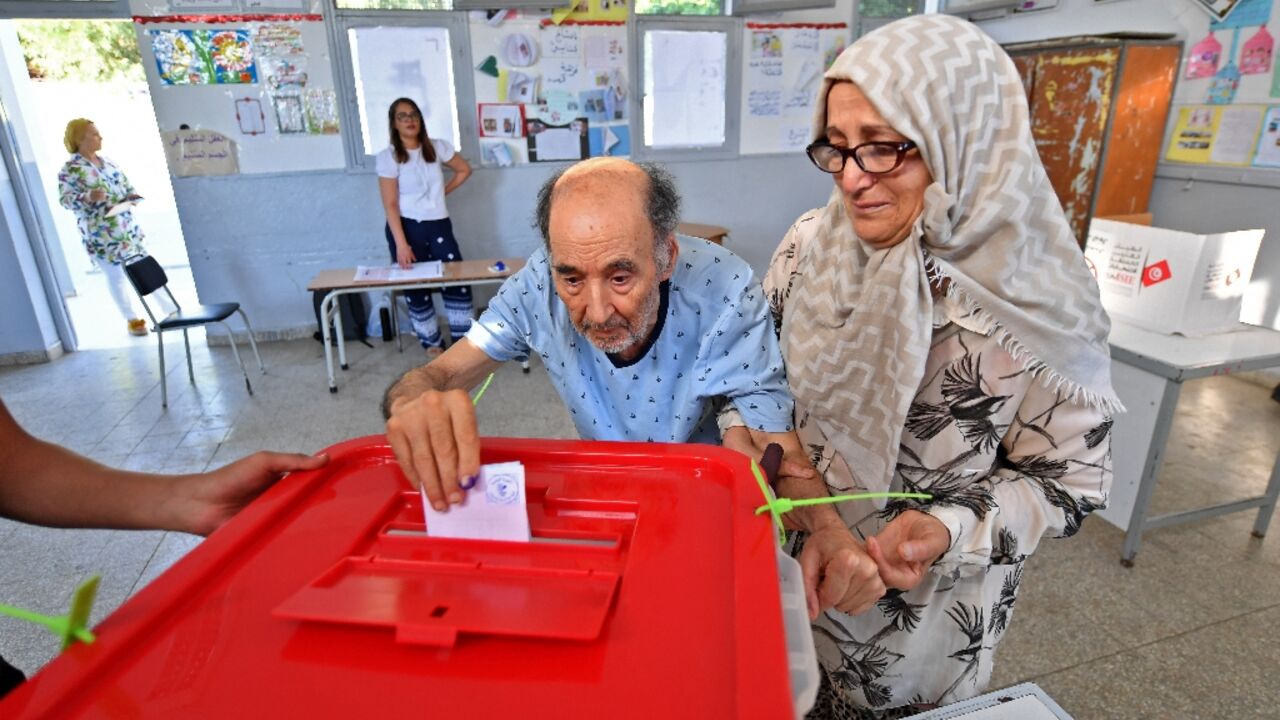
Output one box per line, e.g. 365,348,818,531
534,159,681,272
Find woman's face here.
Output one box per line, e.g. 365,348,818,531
393,102,422,140
79,124,103,155
824,83,932,250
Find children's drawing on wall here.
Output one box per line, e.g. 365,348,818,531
265,58,307,90
503,33,539,67
1187,32,1223,78
303,89,340,134
1240,24,1273,73
235,97,266,135
272,94,306,134
583,36,623,70
478,103,526,138
1253,106,1280,165
751,31,783,60
481,140,515,167
541,89,581,124
587,125,629,157
499,70,538,104
823,35,846,71
526,117,589,162
251,23,305,56
209,30,257,83
151,28,257,85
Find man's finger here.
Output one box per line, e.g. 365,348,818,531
777,460,817,480
410,413,446,511
386,425,421,491
425,402,462,505
448,392,482,491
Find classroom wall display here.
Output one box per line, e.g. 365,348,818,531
1168,0,1280,172
738,22,848,156
469,12,628,166
136,15,344,174
1164,104,1268,165
1255,106,1280,165
160,127,240,176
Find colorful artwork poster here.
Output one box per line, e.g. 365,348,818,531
150,29,257,85
1186,32,1222,79
1209,0,1273,29
303,89,340,134
751,31,784,60
1165,105,1220,164
1253,106,1280,166
1240,25,1273,74
252,23,305,57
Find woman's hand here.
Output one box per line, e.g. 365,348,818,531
865,509,951,591
395,241,416,269
87,188,107,204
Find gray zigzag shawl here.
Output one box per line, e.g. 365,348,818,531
781,14,1123,496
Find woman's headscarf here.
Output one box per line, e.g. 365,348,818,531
63,118,93,154
782,14,1123,496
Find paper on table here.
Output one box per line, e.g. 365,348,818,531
423,461,531,542
353,261,443,282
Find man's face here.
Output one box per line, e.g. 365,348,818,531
548,180,673,360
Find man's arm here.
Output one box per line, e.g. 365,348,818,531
382,339,503,512
0,400,326,536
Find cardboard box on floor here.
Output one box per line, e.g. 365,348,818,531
1084,218,1265,336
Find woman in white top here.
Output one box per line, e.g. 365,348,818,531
376,97,474,351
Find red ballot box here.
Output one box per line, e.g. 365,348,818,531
0,436,801,718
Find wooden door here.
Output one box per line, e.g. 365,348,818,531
1026,46,1120,246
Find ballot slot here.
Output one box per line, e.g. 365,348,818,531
272,487,637,648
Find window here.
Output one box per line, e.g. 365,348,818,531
636,0,724,15
345,25,462,161
858,0,920,15
640,26,735,155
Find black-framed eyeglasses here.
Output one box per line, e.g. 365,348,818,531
806,140,918,175
395,112,421,122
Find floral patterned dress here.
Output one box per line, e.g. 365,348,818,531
56,153,146,264
763,230,1114,719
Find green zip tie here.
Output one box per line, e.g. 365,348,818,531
750,461,933,547
471,372,495,405
0,575,99,650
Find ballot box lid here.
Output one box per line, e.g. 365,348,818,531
1,436,793,719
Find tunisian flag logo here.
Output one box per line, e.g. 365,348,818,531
1142,259,1172,287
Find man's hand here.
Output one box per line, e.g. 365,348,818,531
174,451,329,536
799,523,886,620
865,509,951,591
385,389,481,511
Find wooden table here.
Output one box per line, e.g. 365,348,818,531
307,258,525,392
1100,320,1280,565
677,222,730,245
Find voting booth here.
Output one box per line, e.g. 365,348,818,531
0,437,813,718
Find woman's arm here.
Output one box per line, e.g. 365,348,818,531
56,162,102,213
442,153,472,196
379,176,415,269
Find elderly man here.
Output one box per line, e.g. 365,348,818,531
384,158,884,619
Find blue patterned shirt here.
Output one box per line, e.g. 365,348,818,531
466,237,793,443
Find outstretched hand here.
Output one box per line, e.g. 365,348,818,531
865,509,951,591
174,451,328,536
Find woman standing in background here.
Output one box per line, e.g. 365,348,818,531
376,97,474,352
57,118,149,337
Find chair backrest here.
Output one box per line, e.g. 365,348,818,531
123,255,168,297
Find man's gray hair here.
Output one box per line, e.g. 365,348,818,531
533,161,681,273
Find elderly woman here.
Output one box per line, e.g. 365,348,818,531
57,119,149,337
736,15,1122,717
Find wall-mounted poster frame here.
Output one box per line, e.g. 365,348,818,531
1188,0,1245,21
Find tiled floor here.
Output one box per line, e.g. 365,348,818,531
1,334,1278,718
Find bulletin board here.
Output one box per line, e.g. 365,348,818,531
468,12,630,167
738,22,848,156
134,14,345,175
1164,0,1280,171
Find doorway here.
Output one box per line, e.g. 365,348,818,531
4,18,194,350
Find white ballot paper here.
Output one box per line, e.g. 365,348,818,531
353,261,443,283
423,461,531,542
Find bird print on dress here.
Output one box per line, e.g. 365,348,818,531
906,353,1010,453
